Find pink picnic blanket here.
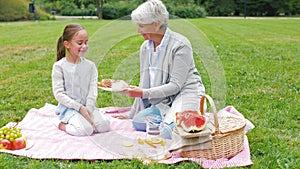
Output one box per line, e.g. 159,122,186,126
0,103,253,168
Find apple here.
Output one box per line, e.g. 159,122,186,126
0,139,13,150
12,137,26,150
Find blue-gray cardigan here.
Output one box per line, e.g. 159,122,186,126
127,28,205,124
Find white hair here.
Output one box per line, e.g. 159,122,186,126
131,0,169,29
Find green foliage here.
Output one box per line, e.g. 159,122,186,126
102,4,118,19
233,0,294,16
0,0,53,21
163,0,195,6
0,0,31,21
290,0,300,15
204,0,237,16
202,0,300,16
172,5,207,18
58,0,96,16
102,3,137,19
59,0,81,16
34,0,207,19
100,1,207,19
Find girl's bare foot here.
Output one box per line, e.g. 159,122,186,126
58,122,66,131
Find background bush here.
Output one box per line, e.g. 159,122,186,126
0,0,52,21
16,0,206,20
102,3,137,19
95,2,206,19
59,0,95,16
171,5,207,18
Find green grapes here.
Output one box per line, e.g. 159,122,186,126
0,126,23,141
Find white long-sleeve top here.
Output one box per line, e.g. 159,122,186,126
51,57,98,113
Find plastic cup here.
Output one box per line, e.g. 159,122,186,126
144,116,168,160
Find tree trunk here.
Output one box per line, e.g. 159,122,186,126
95,0,103,20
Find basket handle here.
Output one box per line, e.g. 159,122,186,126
200,94,220,134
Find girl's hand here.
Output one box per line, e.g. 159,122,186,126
79,106,97,132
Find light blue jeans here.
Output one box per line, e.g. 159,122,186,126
132,106,174,139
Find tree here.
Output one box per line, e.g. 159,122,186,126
29,0,300,18
204,0,236,16
95,0,105,19
290,0,300,15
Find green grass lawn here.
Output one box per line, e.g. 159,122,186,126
0,18,299,168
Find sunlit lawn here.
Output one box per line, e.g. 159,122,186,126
0,18,299,168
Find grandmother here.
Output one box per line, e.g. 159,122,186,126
116,0,205,139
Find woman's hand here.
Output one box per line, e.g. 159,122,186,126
112,114,128,119
119,86,143,98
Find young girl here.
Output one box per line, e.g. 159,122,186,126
52,23,110,136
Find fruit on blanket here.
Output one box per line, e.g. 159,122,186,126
12,137,26,150
0,126,23,142
145,139,157,148
149,137,163,144
137,137,144,145
0,139,13,150
123,143,134,148
160,139,166,146
143,137,166,148
175,110,207,133
0,125,26,150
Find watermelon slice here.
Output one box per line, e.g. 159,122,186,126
175,110,207,133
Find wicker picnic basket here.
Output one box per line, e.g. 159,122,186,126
179,94,246,160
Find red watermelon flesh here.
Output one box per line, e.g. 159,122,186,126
175,110,207,133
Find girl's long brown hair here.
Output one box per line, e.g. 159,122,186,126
56,24,85,61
